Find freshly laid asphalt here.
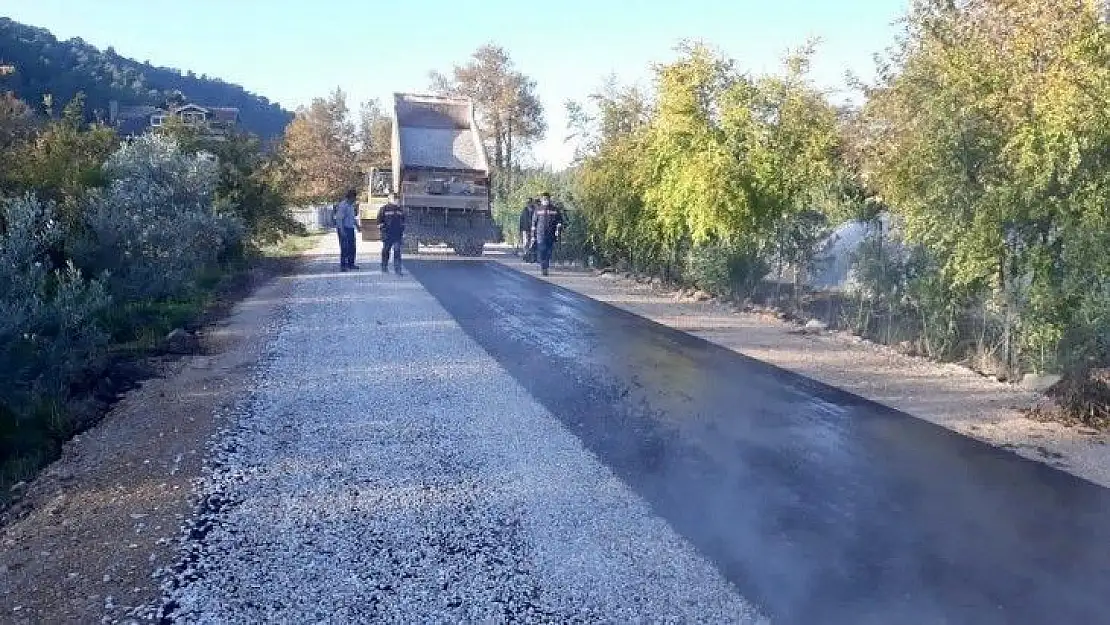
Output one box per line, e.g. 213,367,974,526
409,259,1110,625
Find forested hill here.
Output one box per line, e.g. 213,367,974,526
0,17,292,139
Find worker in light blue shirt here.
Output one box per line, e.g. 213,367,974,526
335,189,361,271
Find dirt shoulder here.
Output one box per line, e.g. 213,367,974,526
0,243,315,624
494,252,1110,490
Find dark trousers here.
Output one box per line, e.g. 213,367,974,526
382,235,403,272
537,239,555,273
338,227,356,267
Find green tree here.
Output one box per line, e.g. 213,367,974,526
567,79,654,270
356,98,392,173
752,43,841,299
567,75,652,159
1,93,116,227
641,42,741,255
571,42,841,289
280,88,358,204
430,44,546,196
0,92,35,151
157,117,298,245
863,0,1110,373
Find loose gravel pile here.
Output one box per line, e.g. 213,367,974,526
153,245,765,623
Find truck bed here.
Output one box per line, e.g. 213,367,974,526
399,127,483,171
393,94,490,174
383,93,497,255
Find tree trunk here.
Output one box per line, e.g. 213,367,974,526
793,265,801,314
505,117,513,196
492,120,505,171
1002,245,1013,378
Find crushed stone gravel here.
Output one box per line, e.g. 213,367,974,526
151,240,766,624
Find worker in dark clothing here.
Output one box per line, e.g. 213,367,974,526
377,193,406,275
531,192,564,277
518,197,536,257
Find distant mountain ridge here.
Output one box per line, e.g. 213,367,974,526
0,17,292,139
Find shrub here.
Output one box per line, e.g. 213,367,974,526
0,195,109,461
552,207,592,265
685,240,769,297
74,135,244,302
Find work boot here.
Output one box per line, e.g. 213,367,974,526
350,264,359,270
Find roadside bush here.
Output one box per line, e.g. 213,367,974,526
1,123,302,497
0,195,109,464
1058,289,1110,375
552,207,592,265
491,198,523,246
181,128,303,246
685,240,769,297
848,228,999,363
74,135,244,303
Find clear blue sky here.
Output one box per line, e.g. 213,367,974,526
3,0,908,168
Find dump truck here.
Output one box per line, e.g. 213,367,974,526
360,93,498,256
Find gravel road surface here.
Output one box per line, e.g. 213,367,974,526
158,240,764,624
